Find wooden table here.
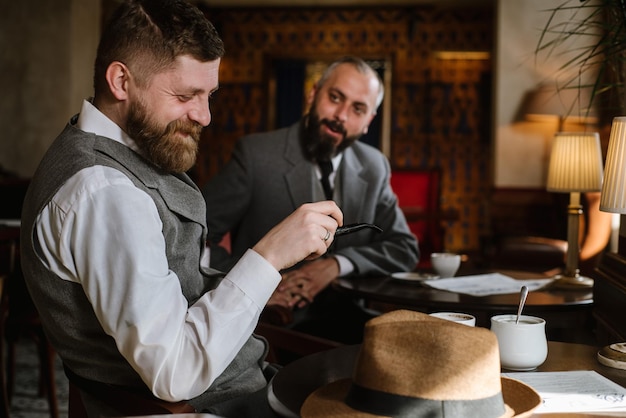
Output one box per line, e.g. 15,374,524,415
268,341,626,418
333,271,594,343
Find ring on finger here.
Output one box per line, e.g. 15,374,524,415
323,229,331,242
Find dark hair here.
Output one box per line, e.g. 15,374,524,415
94,0,225,94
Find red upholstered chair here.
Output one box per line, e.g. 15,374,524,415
390,168,455,269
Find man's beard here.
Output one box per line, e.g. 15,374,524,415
301,107,362,162
127,98,203,173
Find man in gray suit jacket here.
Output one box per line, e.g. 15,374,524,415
203,56,419,343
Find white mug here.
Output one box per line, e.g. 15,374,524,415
429,312,476,326
490,314,547,371
430,252,461,278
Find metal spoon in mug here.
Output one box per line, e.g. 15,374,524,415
516,285,529,324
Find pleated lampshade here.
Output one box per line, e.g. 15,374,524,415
601,117,626,213
546,132,603,193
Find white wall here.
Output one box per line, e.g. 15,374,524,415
0,0,99,178
494,0,598,188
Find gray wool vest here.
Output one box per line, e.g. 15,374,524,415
20,121,268,410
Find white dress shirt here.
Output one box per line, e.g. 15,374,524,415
33,100,281,401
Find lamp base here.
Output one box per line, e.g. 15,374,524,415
551,273,594,289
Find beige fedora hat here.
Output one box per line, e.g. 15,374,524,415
301,310,541,418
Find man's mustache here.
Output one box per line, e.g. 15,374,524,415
321,119,346,136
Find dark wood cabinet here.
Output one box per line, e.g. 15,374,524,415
594,251,626,345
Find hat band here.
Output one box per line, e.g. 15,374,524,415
345,383,507,418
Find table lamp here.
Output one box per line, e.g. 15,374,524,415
546,132,604,289
597,117,626,371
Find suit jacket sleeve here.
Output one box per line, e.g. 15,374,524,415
202,138,254,271
333,148,420,276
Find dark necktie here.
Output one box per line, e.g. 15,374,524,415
319,160,334,200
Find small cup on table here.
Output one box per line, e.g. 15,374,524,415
490,314,548,371
429,312,476,326
430,252,461,278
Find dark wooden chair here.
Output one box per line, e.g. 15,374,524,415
256,305,343,366
61,305,343,418
0,280,9,418
254,321,343,366
67,380,195,418
2,263,59,418
0,215,58,418
66,311,342,416
489,235,567,274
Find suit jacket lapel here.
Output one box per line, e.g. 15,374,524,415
283,122,313,208
339,148,367,221
281,121,368,218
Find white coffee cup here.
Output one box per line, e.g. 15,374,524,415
430,252,461,278
429,312,476,326
490,314,547,371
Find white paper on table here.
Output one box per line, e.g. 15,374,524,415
422,273,554,296
502,371,626,413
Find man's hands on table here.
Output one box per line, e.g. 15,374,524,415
268,257,340,309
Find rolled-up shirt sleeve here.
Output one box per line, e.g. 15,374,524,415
35,165,280,401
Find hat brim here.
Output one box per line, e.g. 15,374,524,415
300,377,541,418
501,377,542,418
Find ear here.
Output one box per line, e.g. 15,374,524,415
105,61,131,101
306,84,318,107
363,112,377,134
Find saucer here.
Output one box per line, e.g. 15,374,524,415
597,343,626,370
391,272,439,282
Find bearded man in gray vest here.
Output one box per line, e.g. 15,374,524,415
19,1,342,416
